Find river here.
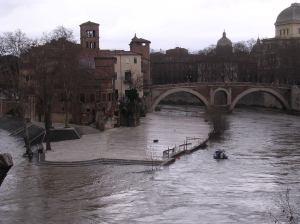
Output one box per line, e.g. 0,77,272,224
0,106,300,224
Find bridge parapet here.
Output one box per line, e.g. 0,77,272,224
150,82,292,112
151,82,291,89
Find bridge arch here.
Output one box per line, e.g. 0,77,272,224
230,87,290,111
151,87,210,111
212,87,231,105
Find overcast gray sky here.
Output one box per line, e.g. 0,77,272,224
0,0,296,51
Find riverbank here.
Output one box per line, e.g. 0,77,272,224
1,108,211,166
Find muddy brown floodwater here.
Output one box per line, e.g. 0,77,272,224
0,105,300,224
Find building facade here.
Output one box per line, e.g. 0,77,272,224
253,3,300,85
150,31,255,86
151,3,300,87
275,3,300,38
108,50,143,99
20,22,117,127
19,21,152,129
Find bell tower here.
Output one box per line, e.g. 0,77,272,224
129,34,151,87
129,34,150,60
80,21,100,49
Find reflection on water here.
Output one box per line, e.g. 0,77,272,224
0,106,300,224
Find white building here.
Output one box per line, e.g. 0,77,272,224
110,50,143,100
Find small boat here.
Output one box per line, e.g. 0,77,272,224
213,149,228,160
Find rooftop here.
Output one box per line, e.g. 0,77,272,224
275,3,300,25
80,21,99,26
130,34,151,44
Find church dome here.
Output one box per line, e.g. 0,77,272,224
217,31,232,47
275,3,300,25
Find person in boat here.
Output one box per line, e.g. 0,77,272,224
213,149,228,159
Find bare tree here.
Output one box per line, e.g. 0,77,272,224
0,55,19,100
23,26,84,149
51,26,74,42
233,39,256,55
198,45,216,56
24,45,56,151
40,26,75,44
55,40,83,127
40,26,80,128
0,30,34,158
0,29,33,100
0,36,6,55
0,29,33,57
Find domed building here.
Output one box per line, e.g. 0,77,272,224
216,31,233,55
252,3,300,85
275,3,300,38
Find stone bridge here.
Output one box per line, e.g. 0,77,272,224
150,82,292,112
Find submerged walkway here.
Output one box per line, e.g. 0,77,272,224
44,127,163,165
41,110,210,166
45,131,156,162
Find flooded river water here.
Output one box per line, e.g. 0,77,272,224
0,106,300,224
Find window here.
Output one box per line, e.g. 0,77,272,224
280,30,282,36
125,71,132,82
90,94,95,102
88,59,95,69
115,90,119,100
298,28,300,34
134,57,137,64
96,91,101,102
60,93,64,101
286,29,289,35
80,93,85,103
102,93,107,102
89,42,96,49
95,79,101,86
86,30,95,37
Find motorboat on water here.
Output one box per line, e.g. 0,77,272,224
213,149,228,160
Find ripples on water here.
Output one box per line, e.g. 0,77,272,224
0,106,300,224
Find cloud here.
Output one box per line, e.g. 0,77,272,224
0,0,292,50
